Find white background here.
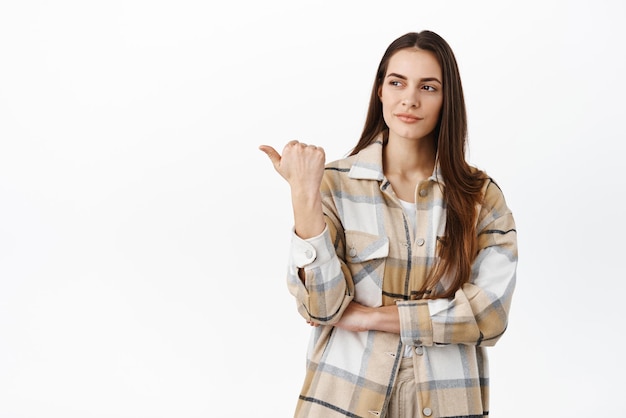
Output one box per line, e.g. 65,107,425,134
1,1,625,417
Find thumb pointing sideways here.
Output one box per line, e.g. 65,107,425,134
258,145,281,168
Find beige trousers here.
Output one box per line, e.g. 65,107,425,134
386,356,419,418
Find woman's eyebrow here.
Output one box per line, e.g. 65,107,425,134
386,73,442,84
387,72,408,80
420,77,442,84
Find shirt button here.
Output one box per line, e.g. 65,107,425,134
423,407,432,416
419,189,428,197
416,238,425,246
304,250,313,259
349,248,357,257
415,346,424,356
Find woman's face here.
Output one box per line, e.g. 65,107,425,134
378,48,443,143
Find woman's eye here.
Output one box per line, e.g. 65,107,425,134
390,80,403,87
422,85,436,92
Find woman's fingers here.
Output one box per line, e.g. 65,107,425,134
260,140,325,189
258,144,281,168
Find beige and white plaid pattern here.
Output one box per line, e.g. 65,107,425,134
287,138,517,418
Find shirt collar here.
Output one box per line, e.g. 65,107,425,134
348,134,445,185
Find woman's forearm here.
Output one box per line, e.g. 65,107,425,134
291,187,325,239
372,304,401,334
335,302,401,334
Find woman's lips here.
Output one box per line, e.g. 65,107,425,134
395,113,422,123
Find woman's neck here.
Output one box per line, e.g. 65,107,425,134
383,133,436,181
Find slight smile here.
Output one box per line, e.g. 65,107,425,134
394,113,423,123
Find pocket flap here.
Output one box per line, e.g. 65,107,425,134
345,230,389,262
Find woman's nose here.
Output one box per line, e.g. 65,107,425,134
401,90,420,107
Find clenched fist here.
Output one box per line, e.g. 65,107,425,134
259,140,326,194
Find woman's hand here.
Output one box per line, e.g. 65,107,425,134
259,140,326,193
308,302,401,334
306,303,374,331
305,303,372,332
334,301,374,332
259,141,327,239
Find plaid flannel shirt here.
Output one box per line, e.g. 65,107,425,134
287,138,517,418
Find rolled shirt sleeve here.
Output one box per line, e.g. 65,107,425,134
287,226,354,324
397,181,518,348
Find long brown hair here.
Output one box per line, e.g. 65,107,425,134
350,30,486,299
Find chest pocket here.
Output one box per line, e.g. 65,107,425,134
344,230,389,307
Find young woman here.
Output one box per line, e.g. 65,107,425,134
259,30,517,418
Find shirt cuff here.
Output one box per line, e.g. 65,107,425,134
396,300,433,347
290,225,333,268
